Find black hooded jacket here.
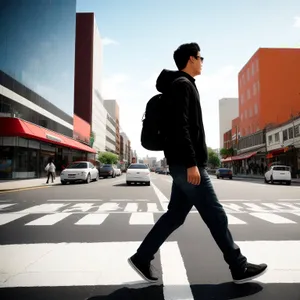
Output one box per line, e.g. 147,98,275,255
156,69,208,168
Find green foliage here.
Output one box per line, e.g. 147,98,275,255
207,147,221,168
98,151,119,164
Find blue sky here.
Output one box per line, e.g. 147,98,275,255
77,0,300,159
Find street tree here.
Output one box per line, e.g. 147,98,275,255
98,152,119,164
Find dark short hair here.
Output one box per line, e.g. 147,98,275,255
173,43,200,70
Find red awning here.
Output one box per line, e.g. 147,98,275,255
232,151,257,161
0,117,96,153
221,157,232,162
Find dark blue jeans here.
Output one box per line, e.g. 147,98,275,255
136,165,247,271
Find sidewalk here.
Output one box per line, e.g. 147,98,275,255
0,178,60,191
233,173,300,183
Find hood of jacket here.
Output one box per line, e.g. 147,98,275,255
156,69,195,93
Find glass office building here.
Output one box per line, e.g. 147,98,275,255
0,0,96,179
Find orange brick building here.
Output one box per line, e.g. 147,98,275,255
238,48,300,137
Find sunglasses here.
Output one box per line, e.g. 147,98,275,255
195,55,204,62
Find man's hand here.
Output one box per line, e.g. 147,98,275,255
187,166,201,185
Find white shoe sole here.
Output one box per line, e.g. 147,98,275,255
127,258,158,283
233,267,268,284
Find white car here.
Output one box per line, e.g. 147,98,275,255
60,161,99,185
126,163,151,186
264,165,291,185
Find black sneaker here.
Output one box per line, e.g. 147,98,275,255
128,254,158,283
232,263,268,284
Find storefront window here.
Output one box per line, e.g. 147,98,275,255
0,146,14,179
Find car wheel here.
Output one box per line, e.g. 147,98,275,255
126,181,131,185
270,176,274,184
61,181,67,185
86,173,91,184
146,182,151,186
286,181,291,185
95,173,99,181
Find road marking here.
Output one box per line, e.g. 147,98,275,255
151,182,169,211
62,203,95,213
243,203,269,212
0,203,16,210
97,203,120,212
278,199,300,201
227,214,247,224
75,214,109,225
48,199,103,202
110,199,149,202
262,203,287,210
0,213,29,225
0,186,51,194
0,242,145,287
236,240,300,283
278,203,300,210
147,203,159,212
129,212,154,225
250,213,296,224
124,203,138,212
220,199,261,202
221,203,245,212
25,213,72,226
160,242,194,300
18,204,67,214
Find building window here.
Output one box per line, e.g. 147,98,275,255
256,59,259,72
247,89,251,100
240,94,244,104
254,103,258,115
241,113,243,121
295,125,300,137
274,132,279,142
249,108,253,118
253,83,257,96
288,127,294,139
244,110,248,119
247,68,250,81
268,135,273,145
257,81,260,92
252,63,255,76
283,129,288,141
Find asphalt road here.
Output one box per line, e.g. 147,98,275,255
0,173,299,300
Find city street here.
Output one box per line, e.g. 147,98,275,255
0,173,300,300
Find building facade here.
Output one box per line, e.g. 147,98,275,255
103,100,120,155
73,12,106,153
105,113,116,153
238,48,300,137
0,0,96,179
219,98,239,149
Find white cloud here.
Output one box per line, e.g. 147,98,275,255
293,16,300,28
102,37,119,46
102,66,239,160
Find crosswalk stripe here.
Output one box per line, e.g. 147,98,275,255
0,213,28,225
0,203,16,210
160,242,194,300
243,203,270,212
262,203,286,210
75,213,109,225
278,203,300,210
19,204,67,214
147,203,159,212
227,214,247,224
124,203,138,212
250,213,297,224
62,203,95,212
129,212,154,225
97,202,120,212
25,213,72,226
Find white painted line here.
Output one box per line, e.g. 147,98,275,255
62,203,95,213
0,213,28,225
243,203,269,212
220,199,261,202
160,242,194,300
0,242,146,287
151,182,169,211
262,203,287,210
147,203,159,212
124,203,138,212
97,203,120,212
75,214,109,225
278,203,300,210
0,203,16,210
221,203,245,212
236,240,300,283
250,213,296,224
227,214,247,224
110,199,148,202
129,213,154,225
18,204,67,214
47,199,103,202
25,213,72,226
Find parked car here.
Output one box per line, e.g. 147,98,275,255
114,167,122,176
264,165,291,185
60,161,99,184
126,163,151,186
99,164,117,178
215,168,233,179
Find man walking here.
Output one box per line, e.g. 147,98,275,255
128,43,267,284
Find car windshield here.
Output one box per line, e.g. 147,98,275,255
103,164,112,167
273,166,290,171
66,162,87,169
128,164,148,169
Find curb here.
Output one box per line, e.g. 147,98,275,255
0,183,61,193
